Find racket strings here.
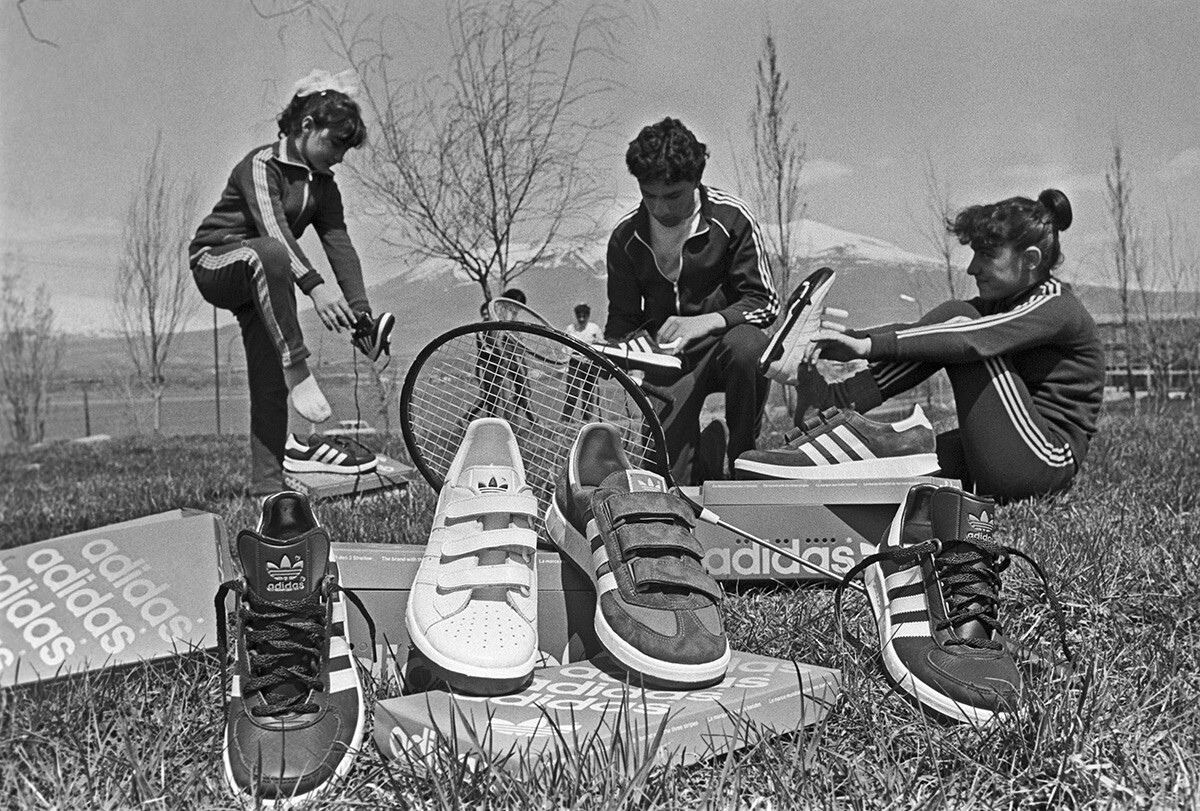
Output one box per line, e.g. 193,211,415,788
404,328,659,539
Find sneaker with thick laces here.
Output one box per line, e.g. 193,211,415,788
215,491,375,806
734,404,937,480
405,418,540,695
599,329,683,376
351,310,395,362
837,484,1021,724
284,433,378,475
545,422,730,687
758,266,836,385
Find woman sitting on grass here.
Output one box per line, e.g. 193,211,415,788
807,188,1105,500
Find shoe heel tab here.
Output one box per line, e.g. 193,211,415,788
575,422,629,487
258,490,320,539
893,403,933,432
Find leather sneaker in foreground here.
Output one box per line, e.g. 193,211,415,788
837,484,1021,725
215,491,374,806
406,418,540,695
734,404,938,480
545,422,730,688
284,433,379,475
351,310,395,363
758,266,837,385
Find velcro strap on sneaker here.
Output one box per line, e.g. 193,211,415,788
601,492,696,531
444,491,539,520
612,521,703,561
628,557,723,601
440,527,538,558
437,560,534,592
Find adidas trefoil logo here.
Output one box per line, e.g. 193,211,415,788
480,475,510,492
266,554,307,593
965,511,993,544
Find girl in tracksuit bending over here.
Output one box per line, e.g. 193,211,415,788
189,70,377,495
812,189,1105,500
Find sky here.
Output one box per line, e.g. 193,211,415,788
3,0,1199,333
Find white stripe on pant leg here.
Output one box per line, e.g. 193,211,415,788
984,358,1073,467
251,260,295,368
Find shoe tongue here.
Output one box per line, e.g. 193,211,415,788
929,489,998,641
238,527,329,599
930,489,996,546
598,469,667,494
464,465,517,494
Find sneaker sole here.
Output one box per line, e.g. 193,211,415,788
860,560,1006,726
283,457,379,475
758,269,836,381
599,345,682,371
734,453,939,480
222,563,366,806
545,497,730,686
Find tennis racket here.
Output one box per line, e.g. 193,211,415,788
399,320,849,585
486,297,570,366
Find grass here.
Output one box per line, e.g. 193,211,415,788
1,402,1199,808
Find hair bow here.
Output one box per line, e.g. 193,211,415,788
291,68,359,100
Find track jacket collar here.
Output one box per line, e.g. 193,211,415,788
274,136,335,176
630,184,713,243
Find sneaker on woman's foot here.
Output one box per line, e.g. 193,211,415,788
734,404,937,480
545,422,729,688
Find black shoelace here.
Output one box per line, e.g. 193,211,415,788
836,536,1073,664
214,580,376,717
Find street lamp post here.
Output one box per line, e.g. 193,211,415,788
899,293,925,320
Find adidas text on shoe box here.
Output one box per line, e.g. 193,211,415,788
374,651,841,771
325,543,603,678
696,477,957,583
1,510,224,688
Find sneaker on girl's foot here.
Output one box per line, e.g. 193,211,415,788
215,491,374,806
734,404,937,480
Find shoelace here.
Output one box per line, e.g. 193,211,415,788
313,433,375,462
835,535,1073,663
214,579,376,717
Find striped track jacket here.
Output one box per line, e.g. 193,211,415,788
605,185,778,342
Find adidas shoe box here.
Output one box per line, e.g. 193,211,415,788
695,477,958,583
374,651,841,771
327,543,603,683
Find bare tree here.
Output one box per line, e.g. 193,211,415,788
748,32,806,300
0,256,62,446
917,152,967,299
1104,139,1143,403
266,0,626,302
114,133,199,433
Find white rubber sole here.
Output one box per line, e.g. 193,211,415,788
283,457,378,475
598,345,682,370
545,498,730,687
861,562,1004,726
404,598,538,688
735,453,939,480
760,273,836,381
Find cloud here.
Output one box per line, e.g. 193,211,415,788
800,159,854,187
1155,147,1200,181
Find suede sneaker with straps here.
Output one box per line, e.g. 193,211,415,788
284,433,379,476
836,484,1022,725
545,422,730,688
735,404,938,480
405,418,540,695
215,491,376,806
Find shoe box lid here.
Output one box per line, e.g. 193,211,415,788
695,477,959,584
374,650,841,771
1,510,224,688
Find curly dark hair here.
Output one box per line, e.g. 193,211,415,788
624,118,708,185
276,90,367,149
947,189,1073,275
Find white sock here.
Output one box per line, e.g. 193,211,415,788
287,374,331,424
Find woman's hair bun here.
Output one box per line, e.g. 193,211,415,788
1038,188,1072,232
